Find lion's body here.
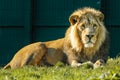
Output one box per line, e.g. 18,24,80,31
4,7,109,69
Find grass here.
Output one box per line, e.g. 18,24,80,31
0,57,120,80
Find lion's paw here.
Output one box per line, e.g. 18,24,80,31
94,59,105,68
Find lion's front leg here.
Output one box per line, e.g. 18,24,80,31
94,59,105,68
66,53,82,67
71,60,82,67
64,48,82,67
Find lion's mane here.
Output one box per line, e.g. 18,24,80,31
64,7,109,64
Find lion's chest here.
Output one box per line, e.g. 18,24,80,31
77,51,96,63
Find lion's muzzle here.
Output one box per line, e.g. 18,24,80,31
86,34,94,40
84,34,96,48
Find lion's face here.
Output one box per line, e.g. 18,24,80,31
69,8,106,51
77,14,99,48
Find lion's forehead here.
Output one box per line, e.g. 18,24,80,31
77,17,99,29
82,15,98,25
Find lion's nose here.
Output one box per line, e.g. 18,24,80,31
86,35,94,39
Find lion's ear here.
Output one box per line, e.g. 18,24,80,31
98,13,104,21
69,15,79,25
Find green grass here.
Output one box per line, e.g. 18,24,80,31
0,57,120,80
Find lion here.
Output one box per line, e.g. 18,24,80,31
4,7,109,69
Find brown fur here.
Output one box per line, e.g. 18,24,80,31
4,7,109,69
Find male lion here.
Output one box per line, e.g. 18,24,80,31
4,7,109,69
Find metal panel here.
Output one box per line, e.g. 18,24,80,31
33,27,67,42
107,27,120,57
33,0,101,26
0,0,32,65
101,0,120,57
24,0,33,43
102,0,120,25
0,28,25,65
0,0,24,26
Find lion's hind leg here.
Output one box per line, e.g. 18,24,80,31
4,43,47,69
21,43,47,66
3,63,11,69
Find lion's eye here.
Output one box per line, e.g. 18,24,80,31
93,24,97,29
81,25,85,30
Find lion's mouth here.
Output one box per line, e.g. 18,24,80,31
84,41,94,48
